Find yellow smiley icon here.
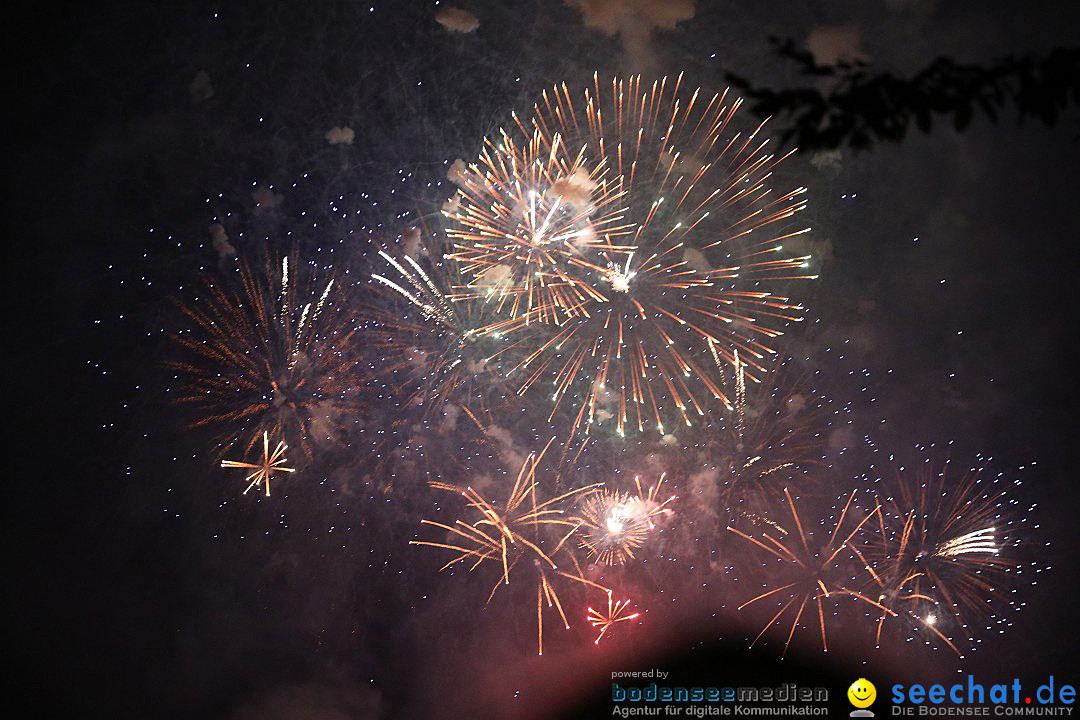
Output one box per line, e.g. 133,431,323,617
848,679,877,708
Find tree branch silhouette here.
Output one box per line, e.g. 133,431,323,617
726,39,1080,150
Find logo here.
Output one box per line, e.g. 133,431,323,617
890,675,1076,714
849,678,877,717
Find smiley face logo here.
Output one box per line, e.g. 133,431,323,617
848,678,877,709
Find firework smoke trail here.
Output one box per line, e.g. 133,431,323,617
168,254,365,460
446,74,815,438
410,438,609,654
728,489,894,656
854,459,1034,657
575,473,675,565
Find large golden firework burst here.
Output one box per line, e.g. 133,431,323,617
446,74,816,437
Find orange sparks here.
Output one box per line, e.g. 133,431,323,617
727,488,894,656
410,438,608,654
587,591,641,645
444,74,815,439
220,431,296,497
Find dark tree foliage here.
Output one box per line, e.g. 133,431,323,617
726,39,1080,150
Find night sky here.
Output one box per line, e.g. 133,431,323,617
14,2,1080,718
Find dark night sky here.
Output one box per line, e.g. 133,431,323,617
13,2,1080,718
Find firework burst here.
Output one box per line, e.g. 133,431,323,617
220,430,295,496
575,473,675,565
169,254,365,459
448,74,815,437
854,459,1031,656
728,488,894,656
445,128,636,324
410,439,608,654
367,247,521,417
587,591,641,645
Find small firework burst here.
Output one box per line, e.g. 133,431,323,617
587,591,641,645
410,439,607,654
448,74,815,437
169,254,365,460
576,473,675,565
855,459,1031,656
728,489,893,656
220,430,295,496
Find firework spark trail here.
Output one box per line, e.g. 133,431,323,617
733,349,747,438
575,473,675,565
854,459,1028,656
220,430,295,496
168,254,365,459
728,488,894,656
716,359,827,525
410,438,609,654
447,74,815,438
372,249,458,327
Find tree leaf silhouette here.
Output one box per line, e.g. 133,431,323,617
726,39,1079,150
